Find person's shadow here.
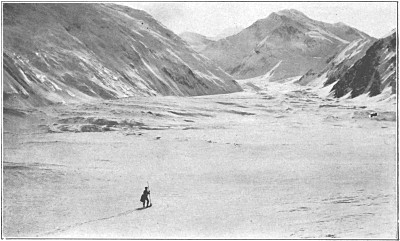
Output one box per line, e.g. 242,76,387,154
136,204,152,211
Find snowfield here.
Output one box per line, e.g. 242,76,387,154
3,78,397,239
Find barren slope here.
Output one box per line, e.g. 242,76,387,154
3,3,242,108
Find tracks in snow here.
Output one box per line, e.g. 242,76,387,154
38,208,138,237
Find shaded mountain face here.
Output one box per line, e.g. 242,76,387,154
3,3,242,107
179,32,215,52
200,9,374,80
327,30,396,98
297,37,374,86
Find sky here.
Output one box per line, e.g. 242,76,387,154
121,2,397,39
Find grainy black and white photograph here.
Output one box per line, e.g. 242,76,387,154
2,1,398,239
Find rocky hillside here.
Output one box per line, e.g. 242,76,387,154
179,32,215,52
200,9,374,80
297,37,374,86
327,30,396,98
3,3,242,108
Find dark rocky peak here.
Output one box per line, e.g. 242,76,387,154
378,29,396,51
387,30,396,51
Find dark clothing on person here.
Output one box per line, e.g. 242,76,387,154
140,188,150,207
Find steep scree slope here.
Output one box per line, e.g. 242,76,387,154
328,30,397,98
297,37,375,86
3,3,242,107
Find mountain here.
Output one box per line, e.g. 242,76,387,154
179,32,215,52
200,9,374,80
3,3,242,108
210,25,244,41
326,30,396,98
297,37,374,86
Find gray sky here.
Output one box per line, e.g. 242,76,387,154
120,2,397,39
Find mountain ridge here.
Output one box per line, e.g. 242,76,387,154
3,3,242,108
329,30,396,98
197,9,374,81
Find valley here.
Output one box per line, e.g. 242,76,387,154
3,77,396,238
2,3,397,239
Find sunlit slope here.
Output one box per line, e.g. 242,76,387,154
3,3,242,107
201,9,374,80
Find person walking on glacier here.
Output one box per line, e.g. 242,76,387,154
140,186,151,208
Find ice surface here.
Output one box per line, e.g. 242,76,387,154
3,78,396,239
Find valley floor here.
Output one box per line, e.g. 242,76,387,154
3,79,397,238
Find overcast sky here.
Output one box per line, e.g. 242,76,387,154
120,2,397,39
